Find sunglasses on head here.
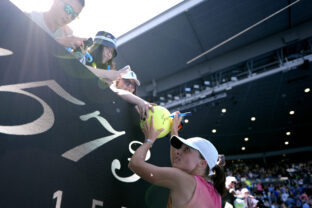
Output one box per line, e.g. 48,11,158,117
64,3,78,20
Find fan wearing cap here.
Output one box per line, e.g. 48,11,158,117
222,176,238,207
86,31,131,85
129,113,226,208
84,31,155,119
109,69,155,120
85,31,126,84
87,31,117,70
87,63,154,119
115,70,140,94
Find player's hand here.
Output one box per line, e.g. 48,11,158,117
141,116,163,142
171,111,182,136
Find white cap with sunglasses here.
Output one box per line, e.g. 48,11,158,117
226,176,237,188
121,70,140,86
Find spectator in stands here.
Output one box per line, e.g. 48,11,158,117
224,159,312,208
235,188,258,208
300,191,309,202
286,193,296,207
302,200,310,208
223,176,237,207
256,182,263,195
129,113,226,208
268,184,275,193
272,186,281,204
29,0,87,49
302,194,312,208
280,187,289,203
262,199,270,207
270,202,279,208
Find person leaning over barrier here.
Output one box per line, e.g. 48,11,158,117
85,31,154,120
128,112,226,208
29,0,87,49
84,31,123,84
84,31,120,83
109,69,156,120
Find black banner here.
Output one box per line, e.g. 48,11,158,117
0,1,169,207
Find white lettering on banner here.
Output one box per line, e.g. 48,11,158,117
0,80,85,135
0,80,147,185
92,199,103,208
62,111,125,162
52,190,128,207
111,141,151,183
0,47,13,56
53,190,63,208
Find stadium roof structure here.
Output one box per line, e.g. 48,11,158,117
115,0,312,158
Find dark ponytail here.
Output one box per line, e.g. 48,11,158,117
211,165,226,196
200,154,226,197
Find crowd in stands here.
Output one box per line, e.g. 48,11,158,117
223,158,312,208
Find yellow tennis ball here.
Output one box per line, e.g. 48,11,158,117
140,106,172,138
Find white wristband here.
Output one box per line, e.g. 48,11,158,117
144,139,154,147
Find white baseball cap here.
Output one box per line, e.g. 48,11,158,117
241,188,250,194
170,135,218,175
121,70,140,86
226,176,238,187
